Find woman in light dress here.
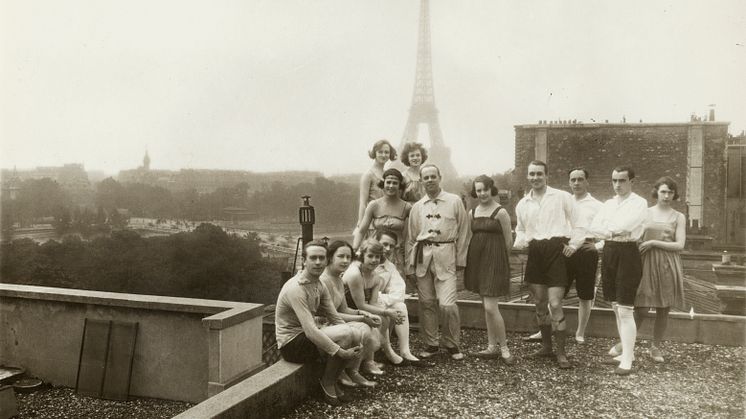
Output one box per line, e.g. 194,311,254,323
355,139,398,230
400,142,428,203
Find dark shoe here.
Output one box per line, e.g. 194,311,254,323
556,355,572,369
418,345,441,359
335,383,354,403
474,347,500,359
319,380,341,406
446,346,464,360
554,330,572,369
530,325,553,357
614,366,634,376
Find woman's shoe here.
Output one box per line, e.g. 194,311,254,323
500,354,516,366
319,380,341,406
338,370,359,388
361,361,384,376
383,345,404,365
649,346,665,363
348,371,376,388
608,342,623,357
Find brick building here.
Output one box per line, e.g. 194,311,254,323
514,118,740,246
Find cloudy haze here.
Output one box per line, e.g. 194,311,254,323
1,0,744,177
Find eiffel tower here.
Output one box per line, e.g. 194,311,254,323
400,0,457,179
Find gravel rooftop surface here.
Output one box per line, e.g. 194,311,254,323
14,387,192,419
284,329,746,419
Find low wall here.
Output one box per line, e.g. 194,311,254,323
405,297,746,346
0,284,264,403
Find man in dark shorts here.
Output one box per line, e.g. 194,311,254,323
275,240,364,404
514,160,583,369
590,166,648,375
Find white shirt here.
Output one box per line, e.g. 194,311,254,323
590,192,648,242
513,186,584,249
574,193,603,237
375,259,406,307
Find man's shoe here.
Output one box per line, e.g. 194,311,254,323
500,354,516,366
522,331,542,342
608,342,623,357
338,371,359,388
319,380,341,406
474,347,500,359
649,347,665,363
334,383,354,403
614,366,634,376
447,346,464,360
418,345,441,359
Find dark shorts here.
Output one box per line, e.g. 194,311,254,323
601,241,642,306
525,237,569,288
565,242,599,300
279,333,321,364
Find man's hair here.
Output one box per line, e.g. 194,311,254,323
567,167,589,179
419,163,441,178
374,229,398,244
302,240,328,258
612,166,635,180
528,160,548,173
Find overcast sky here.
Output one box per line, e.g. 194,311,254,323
1,0,744,177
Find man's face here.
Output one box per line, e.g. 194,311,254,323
378,235,397,259
568,170,589,196
527,164,547,191
421,167,441,194
304,246,327,277
612,170,633,197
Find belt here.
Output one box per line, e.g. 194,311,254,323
414,239,455,270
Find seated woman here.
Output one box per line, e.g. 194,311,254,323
374,230,420,364
275,240,364,406
343,239,405,374
319,240,381,388
353,168,411,277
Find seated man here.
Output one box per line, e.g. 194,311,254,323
275,240,364,405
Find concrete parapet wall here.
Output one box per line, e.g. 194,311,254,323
405,297,746,346
0,284,264,403
174,360,318,419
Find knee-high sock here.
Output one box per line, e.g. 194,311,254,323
617,305,637,369
577,299,593,338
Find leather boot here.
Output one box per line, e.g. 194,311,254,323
555,330,571,369
531,325,554,357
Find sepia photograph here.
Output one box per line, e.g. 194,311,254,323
1,1,745,417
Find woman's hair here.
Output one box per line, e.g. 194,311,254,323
374,229,398,244
368,139,398,161
358,238,384,263
400,142,428,167
651,176,679,200
377,168,406,191
327,240,353,261
470,174,499,198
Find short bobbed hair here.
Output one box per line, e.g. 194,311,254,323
374,229,399,244
612,166,636,180
400,142,429,167
302,240,328,258
377,168,406,191
368,139,398,161
470,175,498,198
652,176,679,200
327,240,353,261
358,239,384,263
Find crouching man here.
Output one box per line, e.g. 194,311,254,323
275,240,365,405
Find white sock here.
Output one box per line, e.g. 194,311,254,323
617,305,637,370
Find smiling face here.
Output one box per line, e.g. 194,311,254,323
568,169,589,197
656,183,675,206
474,181,493,204
612,170,633,198
375,144,391,164
330,246,352,274
383,175,401,197
527,163,547,192
407,149,423,168
304,245,327,277
362,249,382,270
378,234,397,260
421,166,441,195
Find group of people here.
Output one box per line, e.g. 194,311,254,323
274,139,686,404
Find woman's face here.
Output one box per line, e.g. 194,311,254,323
375,144,391,164
362,250,382,270
383,175,401,197
330,246,352,273
656,184,675,205
474,181,493,204
408,149,422,168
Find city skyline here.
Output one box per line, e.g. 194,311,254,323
1,0,745,177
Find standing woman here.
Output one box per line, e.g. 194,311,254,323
320,241,382,388
400,142,428,203
464,175,514,364
353,168,411,271
634,176,686,363
356,139,398,229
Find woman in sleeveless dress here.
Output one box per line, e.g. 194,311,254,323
634,176,686,363
355,139,398,231
319,241,381,389
353,168,411,274
343,239,406,374
464,175,514,364
400,142,428,203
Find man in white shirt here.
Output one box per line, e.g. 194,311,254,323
590,166,648,375
514,160,583,369
406,164,471,360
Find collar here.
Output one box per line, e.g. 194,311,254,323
614,192,638,204
527,185,559,200
295,271,319,285
424,190,447,203
575,192,595,202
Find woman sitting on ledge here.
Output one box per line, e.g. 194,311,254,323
320,240,382,388
275,240,365,406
